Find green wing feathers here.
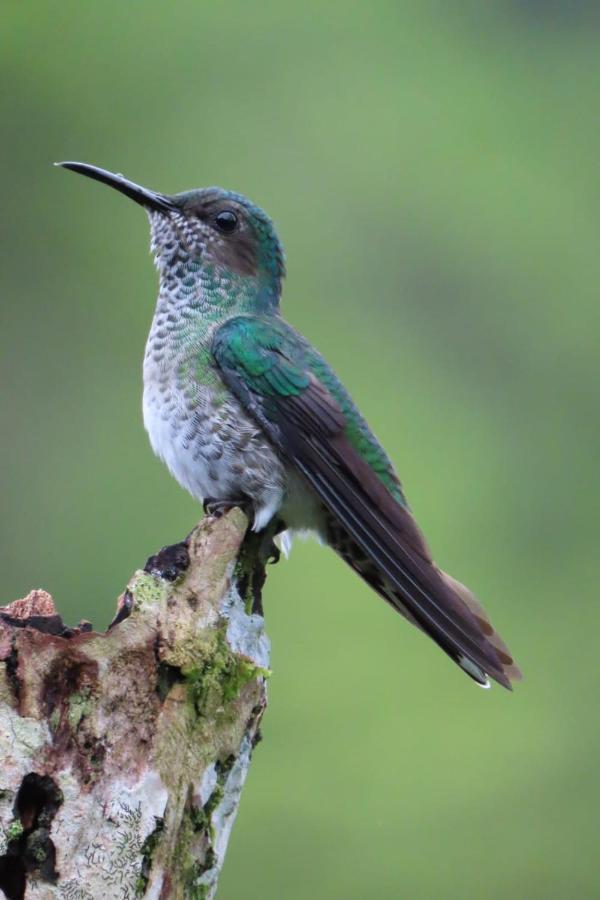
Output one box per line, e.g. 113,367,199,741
214,315,406,500
213,314,521,688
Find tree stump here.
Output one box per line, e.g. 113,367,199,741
0,509,270,899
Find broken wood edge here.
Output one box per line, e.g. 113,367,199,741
0,509,270,899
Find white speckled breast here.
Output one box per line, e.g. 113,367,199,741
143,339,288,532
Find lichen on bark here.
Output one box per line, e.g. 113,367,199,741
0,509,269,899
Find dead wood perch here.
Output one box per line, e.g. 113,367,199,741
0,509,270,899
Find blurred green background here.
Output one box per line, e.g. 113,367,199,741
1,1,598,897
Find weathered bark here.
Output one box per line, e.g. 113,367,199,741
0,509,270,900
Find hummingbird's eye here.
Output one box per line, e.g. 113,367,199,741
214,209,238,234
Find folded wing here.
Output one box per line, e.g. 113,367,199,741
213,315,520,688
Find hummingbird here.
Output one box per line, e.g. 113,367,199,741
57,161,521,690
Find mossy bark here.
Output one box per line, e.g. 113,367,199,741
0,510,269,899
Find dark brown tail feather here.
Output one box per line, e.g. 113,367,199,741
438,569,522,684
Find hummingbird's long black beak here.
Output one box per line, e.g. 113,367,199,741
55,161,177,213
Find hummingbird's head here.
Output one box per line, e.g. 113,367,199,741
166,186,286,294
57,162,286,310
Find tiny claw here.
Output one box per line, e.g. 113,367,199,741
267,542,281,565
257,531,281,566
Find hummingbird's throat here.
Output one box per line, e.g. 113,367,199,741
149,211,258,313
149,210,197,271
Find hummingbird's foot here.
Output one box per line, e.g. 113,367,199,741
261,535,280,566
241,522,281,571
203,496,252,519
259,517,286,566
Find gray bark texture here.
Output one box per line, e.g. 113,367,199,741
0,510,270,900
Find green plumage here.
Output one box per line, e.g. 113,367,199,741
59,160,521,690
213,315,407,504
